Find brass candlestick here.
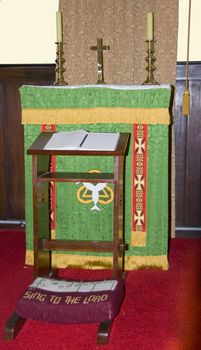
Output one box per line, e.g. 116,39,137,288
53,42,68,86
143,40,159,85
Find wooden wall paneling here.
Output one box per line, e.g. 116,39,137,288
174,79,188,226
0,65,55,222
3,79,25,219
184,79,201,227
175,63,201,237
0,81,7,218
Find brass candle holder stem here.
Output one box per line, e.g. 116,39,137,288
143,40,159,85
53,42,68,86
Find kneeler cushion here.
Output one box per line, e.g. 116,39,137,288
16,277,124,324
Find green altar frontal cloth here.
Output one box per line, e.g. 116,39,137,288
21,84,172,270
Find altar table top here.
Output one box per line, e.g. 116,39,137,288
20,84,172,126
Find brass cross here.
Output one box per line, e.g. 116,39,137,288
90,38,110,84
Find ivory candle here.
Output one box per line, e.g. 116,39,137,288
56,11,63,43
147,12,154,41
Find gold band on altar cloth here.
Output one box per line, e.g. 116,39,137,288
22,107,170,125
25,250,168,270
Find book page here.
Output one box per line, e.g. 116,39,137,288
30,277,118,292
80,132,120,151
44,130,88,150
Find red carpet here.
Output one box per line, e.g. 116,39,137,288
0,229,201,350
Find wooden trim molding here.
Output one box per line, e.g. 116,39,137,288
0,64,55,80
175,227,201,238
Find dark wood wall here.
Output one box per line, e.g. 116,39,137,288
0,65,54,221
0,63,201,237
174,63,201,237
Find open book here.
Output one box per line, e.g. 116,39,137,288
44,130,120,151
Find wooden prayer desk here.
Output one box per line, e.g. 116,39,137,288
3,132,130,344
27,132,130,278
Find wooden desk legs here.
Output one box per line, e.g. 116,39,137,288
33,155,52,278
32,153,127,279
113,155,125,278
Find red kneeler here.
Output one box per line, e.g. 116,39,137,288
16,277,124,325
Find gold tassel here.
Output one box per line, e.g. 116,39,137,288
182,88,190,116
182,0,191,117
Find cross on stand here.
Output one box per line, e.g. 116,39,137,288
90,38,110,84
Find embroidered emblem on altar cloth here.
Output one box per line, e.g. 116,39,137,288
41,124,57,237
41,124,56,133
131,124,148,247
76,170,114,211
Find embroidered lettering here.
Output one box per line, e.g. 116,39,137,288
50,295,62,304
65,296,82,304
83,294,108,304
23,291,47,302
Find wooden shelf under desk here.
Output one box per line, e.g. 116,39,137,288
37,172,114,183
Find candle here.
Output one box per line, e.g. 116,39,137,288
56,11,63,43
147,12,154,41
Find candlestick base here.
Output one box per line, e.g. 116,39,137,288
142,40,159,85
53,42,68,86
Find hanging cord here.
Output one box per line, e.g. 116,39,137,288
182,0,191,116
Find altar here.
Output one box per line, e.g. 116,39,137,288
21,84,172,270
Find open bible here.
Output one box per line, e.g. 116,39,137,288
44,130,120,151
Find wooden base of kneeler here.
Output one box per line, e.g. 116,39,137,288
3,313,114,345
3,313,114,344
97,320,114,344
3,312,26,340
